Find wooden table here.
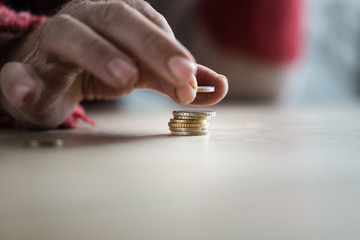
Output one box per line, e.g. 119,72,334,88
1,91,360,240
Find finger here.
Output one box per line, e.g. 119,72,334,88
0,62,42,111
0,62,81,128
84,1,197,86
39,14,138,89
78,73,137,101
136,66,196,104
190,65,229,106
137,65,227,105
120,0,175,37
161,74,197,104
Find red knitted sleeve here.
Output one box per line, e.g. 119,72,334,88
0,3,96,129
196,0,302,63
0,3,47,33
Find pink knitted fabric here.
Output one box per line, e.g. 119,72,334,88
0,3,47,32
0,3,95,129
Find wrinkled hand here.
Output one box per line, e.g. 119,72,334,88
0,0,228,128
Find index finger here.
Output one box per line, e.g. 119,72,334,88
120,0,175,37
78,1,197,86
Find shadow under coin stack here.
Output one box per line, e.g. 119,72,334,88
169,110,216,136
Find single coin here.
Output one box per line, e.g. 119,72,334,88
171,131,209,136
197,86,215,93
168,122,209,128
169,118,208,124
27,139,63,148
169,127,209,132
173,110,216,117
174,115,210,120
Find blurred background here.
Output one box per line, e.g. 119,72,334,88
300,0,360,103
151,0,360,104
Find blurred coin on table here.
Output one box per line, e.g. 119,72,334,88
26,139,63,148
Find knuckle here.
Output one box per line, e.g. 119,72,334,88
82,38,106,57
56,13,73,21
137,1,154,15
42,14,73,40
152,13,168,29
142,31,164,54
139,2,170,31
95,2,130,26
141,2,169,31
52,14,74,27
38,14,75,52
86,38,102,50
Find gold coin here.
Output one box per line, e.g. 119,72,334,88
171,131,209,136
169,118,208,124
27,139,63,148
169,127,209,132
197,86,215,93
168,122,209,128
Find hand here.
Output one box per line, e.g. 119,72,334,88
0,0,228,128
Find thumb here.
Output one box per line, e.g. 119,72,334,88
0,62,42,116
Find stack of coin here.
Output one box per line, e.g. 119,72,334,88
169,110,216,136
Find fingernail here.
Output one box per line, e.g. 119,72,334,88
175,82,197,104
108,58,136,85
14,84,32,107
219,74,228,81
189,74,198,91
168,56,197,83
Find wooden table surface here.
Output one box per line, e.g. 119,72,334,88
1,91,360,240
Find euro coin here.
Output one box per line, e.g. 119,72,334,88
169,119,208,124
171,131,209,136
173,110,216,117
168,122,209,128
174,115,210,120
197,86,215,93
169,127,209,132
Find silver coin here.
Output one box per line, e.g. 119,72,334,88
197,86,215,93
173,115,211,120
171,131,209,136
168,122,209,128
173,110,216,117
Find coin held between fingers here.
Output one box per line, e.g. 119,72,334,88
197,86,215,93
